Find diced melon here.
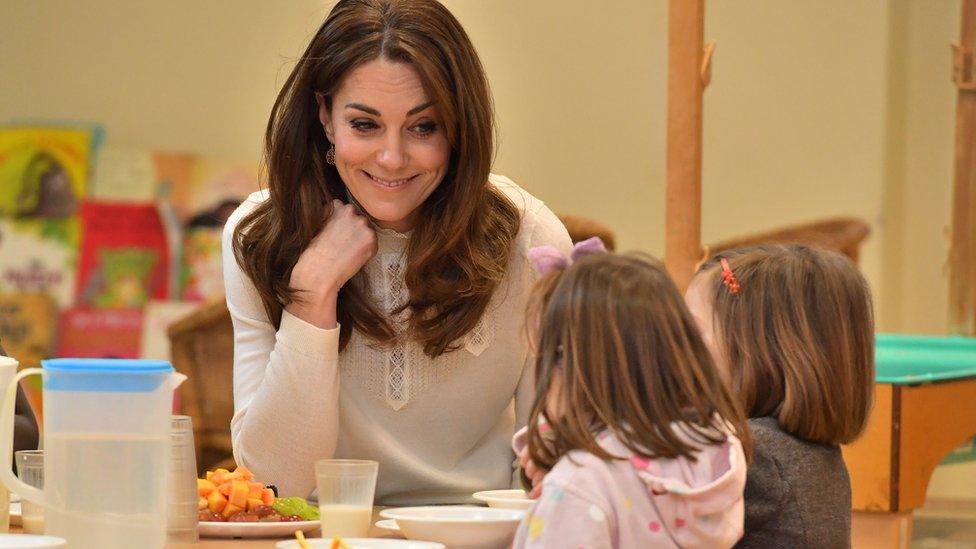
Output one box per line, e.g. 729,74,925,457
205,471,214,482
261,488,275,506
207,489,227,514
222,502,243,518
234,465,254,482
198,497,208,510
228,479,249,508
210,468,230,485
223,470,245,483
197,478,216,497
218,482,233,497
246,498,264,511
247,482,264,499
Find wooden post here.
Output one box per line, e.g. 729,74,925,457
949,0,976,335
665,0,707,291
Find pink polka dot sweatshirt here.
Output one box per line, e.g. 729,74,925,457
511,424,747,548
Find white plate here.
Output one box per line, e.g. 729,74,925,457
0,534,66,548
199,519,321,539
471,489,533,510
380,507,525,549
276,539,443,549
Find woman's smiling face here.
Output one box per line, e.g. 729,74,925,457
317,58,451,233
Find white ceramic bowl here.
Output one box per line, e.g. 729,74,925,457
471,489,533,510
380,506,525,549
276,539,444,549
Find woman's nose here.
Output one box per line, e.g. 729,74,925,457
376,133,407,171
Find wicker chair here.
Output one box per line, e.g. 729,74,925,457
168,299,236,474
707,216,870,264
558,215,617,251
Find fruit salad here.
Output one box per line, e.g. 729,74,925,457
197,465,319,522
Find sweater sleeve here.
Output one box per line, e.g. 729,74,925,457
514,197,572,429
223,198,341,498
511,197,572,487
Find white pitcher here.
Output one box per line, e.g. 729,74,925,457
0,359,186,549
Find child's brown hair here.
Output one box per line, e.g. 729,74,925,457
525,251,750,473
696,245,875,445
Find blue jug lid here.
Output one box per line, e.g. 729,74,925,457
42,359,174,392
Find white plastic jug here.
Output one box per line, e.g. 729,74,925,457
0,359,186,549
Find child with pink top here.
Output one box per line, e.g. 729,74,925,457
511,239,751,548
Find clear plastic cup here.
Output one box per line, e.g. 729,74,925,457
315,459,378,537
167,416,198,543
15,450,43,534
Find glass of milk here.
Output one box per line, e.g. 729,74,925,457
315,459,378,537
15,450,43,534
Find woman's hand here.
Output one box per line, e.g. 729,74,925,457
286,200,377,329
519,446,547,499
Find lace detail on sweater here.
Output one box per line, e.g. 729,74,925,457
342,251,496,410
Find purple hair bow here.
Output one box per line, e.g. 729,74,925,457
528,236,608,276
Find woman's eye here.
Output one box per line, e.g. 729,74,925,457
411,122,438,137
349,120,378,132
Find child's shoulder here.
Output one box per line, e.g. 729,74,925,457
748,416,845,478
546,447,617,489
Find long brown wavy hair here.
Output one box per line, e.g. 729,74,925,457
696,245,875,445
233,0,520,356
525,252,751,473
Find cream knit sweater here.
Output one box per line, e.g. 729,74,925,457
223,175,572,505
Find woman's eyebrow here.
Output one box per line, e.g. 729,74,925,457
344,101,435,117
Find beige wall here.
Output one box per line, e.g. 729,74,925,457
0,1,961,335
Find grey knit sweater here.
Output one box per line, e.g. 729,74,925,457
735,417,851,549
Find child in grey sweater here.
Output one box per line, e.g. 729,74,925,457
686,245,875,548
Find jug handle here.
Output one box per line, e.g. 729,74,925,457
0,368,44,504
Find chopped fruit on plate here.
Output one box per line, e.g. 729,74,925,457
197,465,317,523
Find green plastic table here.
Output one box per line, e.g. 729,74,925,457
845,334,976,548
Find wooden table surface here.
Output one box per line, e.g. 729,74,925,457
10,508,396,548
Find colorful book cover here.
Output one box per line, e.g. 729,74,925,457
154,152,198,223
139,299,199,362
0,218,78,308
57,307,143,359
75,202,172,308
89,146,158,202
185,157,258,219
181,227,225,302
0,293,58,369
0,293,57,421
0,124,99,219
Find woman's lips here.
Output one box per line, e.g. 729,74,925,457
364,171,418,188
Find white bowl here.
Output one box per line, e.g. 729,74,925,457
471,489,533,510
276,539,444,549
380,506,525,549
374,518,404,537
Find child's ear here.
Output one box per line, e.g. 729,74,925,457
315,92,335,143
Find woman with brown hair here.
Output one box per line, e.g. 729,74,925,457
222,0,571,504
685,245,875,548
511,242,749,547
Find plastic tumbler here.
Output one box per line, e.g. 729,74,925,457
167,415,199,543
14,450,41,533
315,459,378,537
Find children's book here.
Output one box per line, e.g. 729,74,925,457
57,307,143,359
75,202,172,308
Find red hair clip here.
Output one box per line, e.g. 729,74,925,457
720,258,740,295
